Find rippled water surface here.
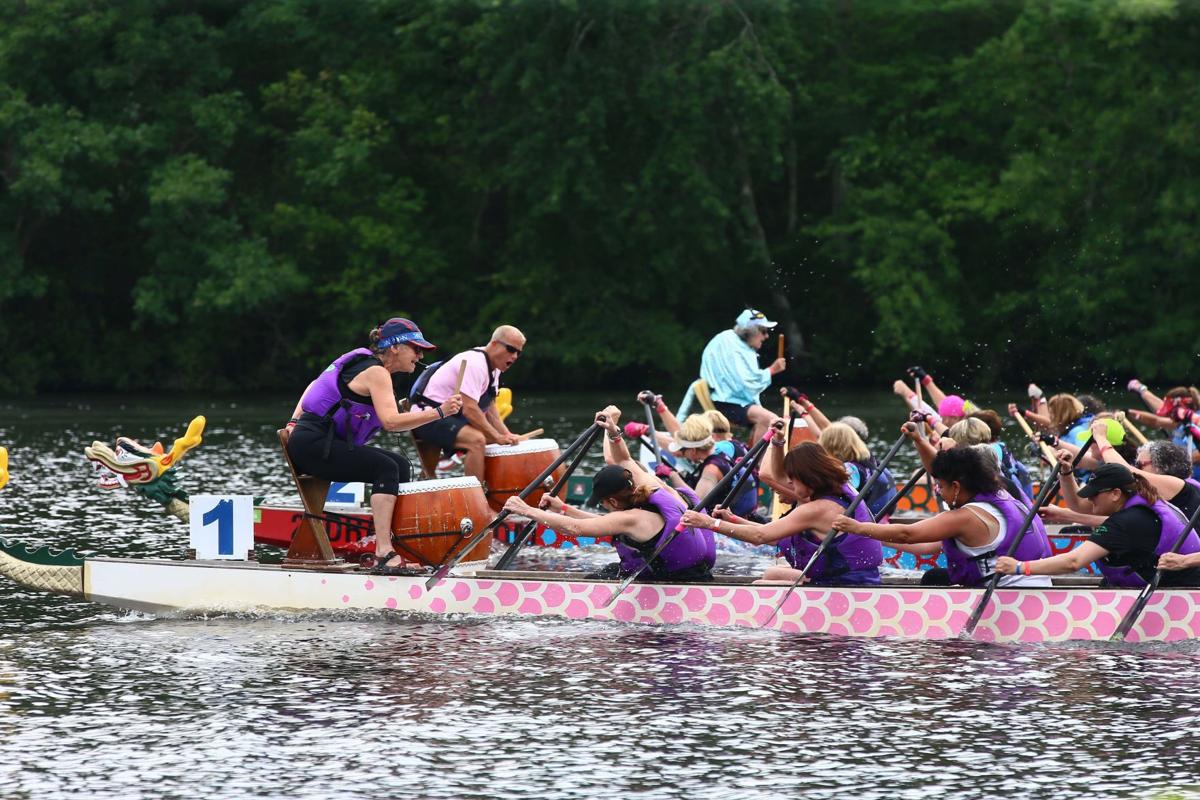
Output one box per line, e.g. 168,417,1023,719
2,393,1200,800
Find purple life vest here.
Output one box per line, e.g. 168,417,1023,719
942,489,1052,587
614,486,716,578
777,484,882,585
1096,495,1200,588
300,348,383,447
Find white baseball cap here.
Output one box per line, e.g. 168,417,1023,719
735,308,777,329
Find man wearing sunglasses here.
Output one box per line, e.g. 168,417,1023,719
698,308,786,442
411,325,527,481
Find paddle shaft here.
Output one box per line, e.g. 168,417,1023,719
873,467,927,521
426,421,602,588
494,425,603,570
604,430,773,605
960,436,1095,636
1116,411,1149,446
1111,500,1200,640
1012,408,1057,465
761,429,909,627
642,400,664,465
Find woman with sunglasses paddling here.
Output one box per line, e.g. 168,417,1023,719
410,325,526,483
832,442,1053,587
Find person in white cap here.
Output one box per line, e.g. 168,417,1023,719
698,308,786,441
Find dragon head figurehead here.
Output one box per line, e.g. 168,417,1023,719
86,416,205,521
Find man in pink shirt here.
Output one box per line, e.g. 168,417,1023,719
411,325,526,482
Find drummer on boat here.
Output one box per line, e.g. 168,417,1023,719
996,461,1200,586
831,434,1053,587
698,308,786,441
285,318,463,574
410,325,525,482
681,432,883,585
502,406,716,582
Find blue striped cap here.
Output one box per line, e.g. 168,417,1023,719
377,318,436,350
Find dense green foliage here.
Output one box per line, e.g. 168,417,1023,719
2,0,1199,394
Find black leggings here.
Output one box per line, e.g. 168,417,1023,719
287,424,411,495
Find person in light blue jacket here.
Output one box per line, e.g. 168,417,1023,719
699,308,786,441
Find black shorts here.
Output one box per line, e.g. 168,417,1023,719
713,400,752,427
286,423,411,495
412,411,469,455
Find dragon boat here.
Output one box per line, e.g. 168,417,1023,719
2,538,1198,643
6,434,1197,642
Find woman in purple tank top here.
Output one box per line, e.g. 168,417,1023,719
286,318,464,574
680,435,882,586
503,407,716,581
832,443,1053,587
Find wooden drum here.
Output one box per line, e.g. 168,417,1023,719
389,476,493,567
483,438,564,513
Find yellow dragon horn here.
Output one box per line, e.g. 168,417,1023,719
156,416,205,470
0,446,8,491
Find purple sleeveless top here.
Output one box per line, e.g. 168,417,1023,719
615,486,716,578
300,348,382,446
777,484,882,585
1096,495,1200,588
942,489,1052,587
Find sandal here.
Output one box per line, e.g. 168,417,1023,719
370,551,404,574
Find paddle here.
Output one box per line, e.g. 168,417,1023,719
454,359,467,393
760,429,909,627
493,425,604,570
1012,406,1057,465
872,466,927,522
603,428,775,607
770,391,794,520
1115,411,1149,446
960,436,1095,637
1111,501,1200,641
425,420,602,589
637,390,664,465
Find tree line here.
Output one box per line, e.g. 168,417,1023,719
2,0,1198,395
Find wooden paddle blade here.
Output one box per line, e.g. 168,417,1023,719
0,446,8,491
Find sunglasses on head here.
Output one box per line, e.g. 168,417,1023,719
500,342,523,357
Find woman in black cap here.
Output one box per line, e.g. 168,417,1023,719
997,459,1200,586
503,406,716,581
286,318,463,574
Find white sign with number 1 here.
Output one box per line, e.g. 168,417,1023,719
189,495,254,560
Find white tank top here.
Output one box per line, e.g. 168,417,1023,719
960,502,1051,588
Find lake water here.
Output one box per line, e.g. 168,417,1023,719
2,392,1199,799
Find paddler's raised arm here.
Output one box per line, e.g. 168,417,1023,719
758,419,797,504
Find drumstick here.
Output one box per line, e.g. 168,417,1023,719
454,359,467,393
777,334,785,361
516,428,544,441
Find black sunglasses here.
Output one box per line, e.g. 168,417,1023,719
500,342,523,356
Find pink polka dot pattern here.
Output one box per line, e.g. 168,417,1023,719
287,569,1200,643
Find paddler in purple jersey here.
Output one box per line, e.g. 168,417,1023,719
832,443,1053,587
682,436,883,586
503,406,716,582
286,318,463,574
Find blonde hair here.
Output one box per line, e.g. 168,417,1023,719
819,422,870,462
703,409,732,436
673,415,715,450
947,417,992,446
1048,394,1085,434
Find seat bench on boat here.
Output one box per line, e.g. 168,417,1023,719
277,428,355,570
